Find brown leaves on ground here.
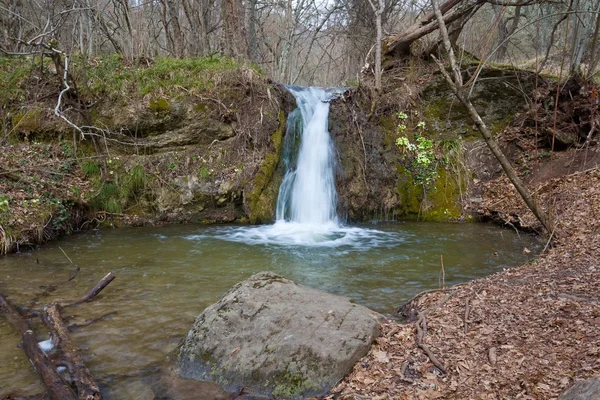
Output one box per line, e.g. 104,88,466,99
325,166,600,399
0,143,90,251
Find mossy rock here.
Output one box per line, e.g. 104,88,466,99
245,111,286,223
175,272,383,399
422,67,536,138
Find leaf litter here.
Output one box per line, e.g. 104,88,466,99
320,163,600,400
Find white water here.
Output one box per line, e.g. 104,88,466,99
285,87,338,224
217,86,397,248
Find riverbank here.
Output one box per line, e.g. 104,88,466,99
326,154,600,399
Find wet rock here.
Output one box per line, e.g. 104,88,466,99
175,271,384,399
559,377,600,400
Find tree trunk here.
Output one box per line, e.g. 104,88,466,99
384,0,482,59
222,0,248,59
368,0,384,89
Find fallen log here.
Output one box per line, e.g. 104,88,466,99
1,272,116,400
44,303,101,400
0,293,78,400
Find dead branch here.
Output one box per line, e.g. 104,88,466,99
0,294,78,400
416,313,447,374
67,272,116,307
43,303,101,400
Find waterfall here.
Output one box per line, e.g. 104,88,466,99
276,86,339,226
215,86,396,248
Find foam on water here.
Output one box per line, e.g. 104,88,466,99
192,222,402,249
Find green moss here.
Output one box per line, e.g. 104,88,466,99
246,111,285,223
396,166,423,215
272,369,317,398
149,97,171,112
420,168,462,220
379,115,398,150
11,107,44,133
395,166,463,221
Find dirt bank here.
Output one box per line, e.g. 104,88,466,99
0,56,294,254
324,149,600,399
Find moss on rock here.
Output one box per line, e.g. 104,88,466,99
246,111,285,223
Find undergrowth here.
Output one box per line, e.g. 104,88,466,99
84,159,148,214
0,54,257,106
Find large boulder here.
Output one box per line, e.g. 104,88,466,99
174,271,384,399
559,377,600,400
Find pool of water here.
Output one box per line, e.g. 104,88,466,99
0,222,540,398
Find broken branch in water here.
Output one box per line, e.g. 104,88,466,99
43,303,101,400
67,272,115,307
0,272,116,400
0,293,78,400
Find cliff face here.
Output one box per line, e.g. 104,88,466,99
328,66,536,222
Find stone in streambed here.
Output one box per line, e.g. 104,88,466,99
174,271,384,399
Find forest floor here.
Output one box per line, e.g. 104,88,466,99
325,145,600,399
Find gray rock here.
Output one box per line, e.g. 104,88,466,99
175,271,384,399
559,377,600,400
144,120,235,152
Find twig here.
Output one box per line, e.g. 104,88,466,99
440,255,445,289
416,313,446,374
397,284,464,314
488,347,497,365
541,223,558,254
58,246,74,264
66,272,115,307
68,311,118,332
463,297,471,334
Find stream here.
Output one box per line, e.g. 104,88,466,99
0,222,540,397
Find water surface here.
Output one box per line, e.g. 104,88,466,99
0,222,540,397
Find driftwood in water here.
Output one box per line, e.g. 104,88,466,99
68,272,115,306
0,272,116,400
0,294,78,400
43,303,101,400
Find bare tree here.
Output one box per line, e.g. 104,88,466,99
367,0,384,89
430,0,556,235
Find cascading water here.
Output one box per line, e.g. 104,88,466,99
276,86,339,225
216,85,398,248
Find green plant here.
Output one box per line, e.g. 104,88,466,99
199,166,210,179
0,195,10,213
82,161,101,177
396,134,438,187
